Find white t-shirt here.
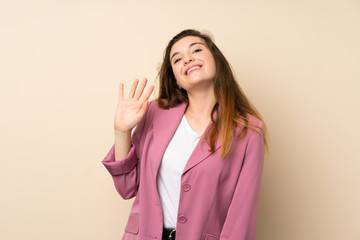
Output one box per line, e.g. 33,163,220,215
157,115,202,228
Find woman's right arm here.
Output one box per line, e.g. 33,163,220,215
102,78,154,199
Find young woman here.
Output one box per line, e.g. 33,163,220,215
102,29,267,240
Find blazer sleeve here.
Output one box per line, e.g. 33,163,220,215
220,121,265,240
102,101,153,200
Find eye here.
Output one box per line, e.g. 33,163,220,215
174,58,181,64
193,48,202,53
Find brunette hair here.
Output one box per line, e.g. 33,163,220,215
157,29,268,158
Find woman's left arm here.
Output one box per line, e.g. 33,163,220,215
220,121,265,240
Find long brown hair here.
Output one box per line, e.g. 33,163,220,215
157,29,268,158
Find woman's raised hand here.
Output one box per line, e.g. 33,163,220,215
114,78,154,133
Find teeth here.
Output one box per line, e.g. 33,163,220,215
187,66,200,75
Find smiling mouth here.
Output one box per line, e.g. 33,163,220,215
186,66,201,75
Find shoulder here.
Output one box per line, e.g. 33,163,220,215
146,99,179,117
246,113,264,130
239,113,266,138
148,99,167,111
147,100,159,111
148,99,172,111
150,99,188,112
144,100,160,120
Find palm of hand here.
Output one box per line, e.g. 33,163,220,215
114,78,154,132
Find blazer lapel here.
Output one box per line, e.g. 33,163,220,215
151,102,187,176
182,114,246,174
151,102,245,176
182,122,222,175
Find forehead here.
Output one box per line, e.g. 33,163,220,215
170,36,206,55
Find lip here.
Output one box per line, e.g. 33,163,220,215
184,64,202,76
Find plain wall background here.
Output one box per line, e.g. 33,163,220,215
1,0,359,239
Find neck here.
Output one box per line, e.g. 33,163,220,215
185,87,216,121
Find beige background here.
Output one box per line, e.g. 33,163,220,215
1,0,359,239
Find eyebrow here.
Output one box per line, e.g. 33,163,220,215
170,42,206,62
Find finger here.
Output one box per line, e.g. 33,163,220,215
127,79,139,99
139,84,155,103
133,78,148,100
118,82,124,102
138,100,149,117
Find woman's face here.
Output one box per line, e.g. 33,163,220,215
170,36,216,92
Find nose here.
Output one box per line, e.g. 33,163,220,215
183,54,194,64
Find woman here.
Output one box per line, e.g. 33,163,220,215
102,29,267,240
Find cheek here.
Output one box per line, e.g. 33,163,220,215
172,66,182,79
209,58,217,76
204,53,216,71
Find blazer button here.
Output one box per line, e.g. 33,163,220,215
183,184,191,192
178,215,187,223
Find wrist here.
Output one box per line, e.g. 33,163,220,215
114,129,131,135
